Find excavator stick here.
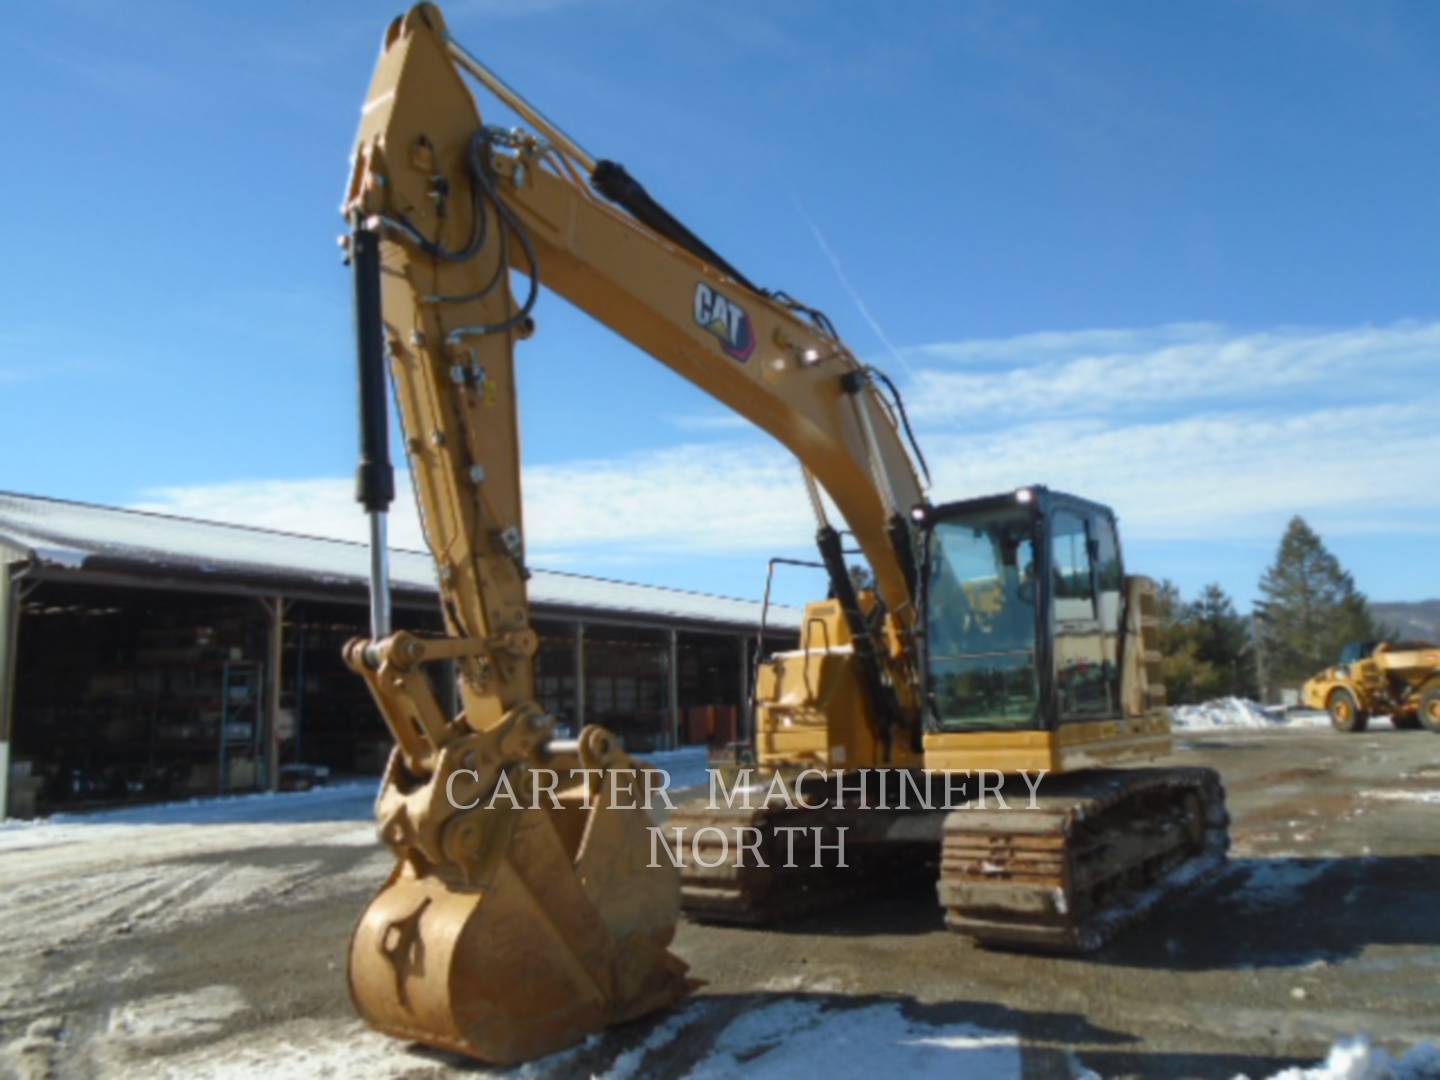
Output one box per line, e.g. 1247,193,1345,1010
342,5,686,1061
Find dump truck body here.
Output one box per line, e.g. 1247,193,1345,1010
1302,641,1440,733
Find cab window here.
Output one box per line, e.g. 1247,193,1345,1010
1050,512,1095,614
1050,510,1112,719
1090,512,1123,716
925,510,1039,730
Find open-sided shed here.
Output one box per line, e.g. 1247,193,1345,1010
0,492,799,816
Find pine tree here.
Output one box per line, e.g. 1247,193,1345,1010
1155,579,1219,705
1153,579,1186,658
1255,516,1379,690
1188,583,1259,699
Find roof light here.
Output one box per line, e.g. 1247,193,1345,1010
1015,488,1034,504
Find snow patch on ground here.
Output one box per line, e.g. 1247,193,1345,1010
762,973,850,994
296,824,380,847
143,1019,441,1080
1170,698,1333,731
604,1002,703,1080
643,746,712,794
182,862,321,916
1251,1034,1440,1079
144,998,1021,1080
0,781,378,853
106,984,248,1045
155,1017,611,1080
42,779,374,826
1362,790,1440,806
2,748,714,837
0,864,183,953
686,998,1020,1079
0,850,386,959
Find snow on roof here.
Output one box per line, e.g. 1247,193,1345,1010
0,492,800,632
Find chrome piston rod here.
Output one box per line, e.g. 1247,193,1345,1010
368,511,392,642
445,36,597,174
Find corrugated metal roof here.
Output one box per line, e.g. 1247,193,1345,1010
0,492,801,633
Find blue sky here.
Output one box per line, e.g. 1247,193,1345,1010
4,0,1437,610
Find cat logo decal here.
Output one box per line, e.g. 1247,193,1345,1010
693,281,755,362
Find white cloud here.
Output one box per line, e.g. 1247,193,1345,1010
523,445,811,553
132,444,814,564
903,320,1439,422
924,401,1440,540
132,478,418,547
906,322,1227,366
663,412,753,433
132,321,1440,573
900,320,1438,540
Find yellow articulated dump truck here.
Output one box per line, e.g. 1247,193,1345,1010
1302,640,1440,734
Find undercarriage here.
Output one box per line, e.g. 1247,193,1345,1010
667,766,1228,952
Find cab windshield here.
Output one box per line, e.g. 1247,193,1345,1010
926,509,1040,730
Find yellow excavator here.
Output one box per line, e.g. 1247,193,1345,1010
340,4,1229,1064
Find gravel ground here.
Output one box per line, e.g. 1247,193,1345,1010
1,730,1437,1079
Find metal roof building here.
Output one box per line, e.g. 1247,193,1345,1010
0,492,799,817
0,492,800,633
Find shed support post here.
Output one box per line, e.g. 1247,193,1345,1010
573,620,585,730
0,562,22,817
293,620,306,763
667,628,680,750
260,596,289,792
738,635,749,709
738,634,751,747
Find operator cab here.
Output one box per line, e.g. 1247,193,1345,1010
918,485,1125,733
1337,641,1380,666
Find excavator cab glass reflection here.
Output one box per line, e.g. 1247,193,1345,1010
924,507,1040,730
922,490,1126,732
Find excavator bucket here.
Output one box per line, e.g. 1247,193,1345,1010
347,729,688,1063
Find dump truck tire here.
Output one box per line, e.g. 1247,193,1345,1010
1327,688,1368,733
1419,684,1440,735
